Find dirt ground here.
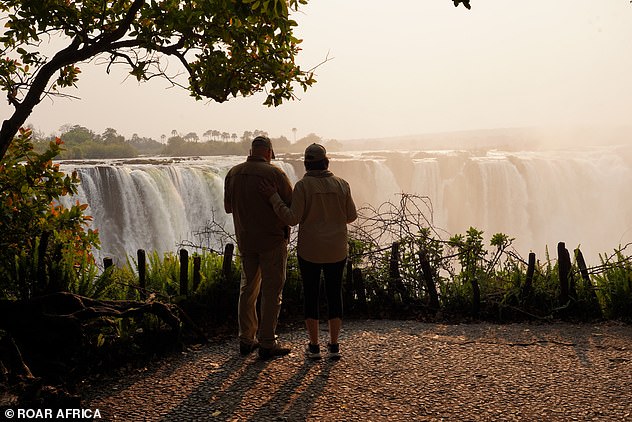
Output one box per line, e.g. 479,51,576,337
83,320,632,421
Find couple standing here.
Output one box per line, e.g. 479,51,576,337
224,136,357,360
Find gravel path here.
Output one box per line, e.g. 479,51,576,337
83,320,632,421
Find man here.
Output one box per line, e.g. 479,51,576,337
224,135,293,359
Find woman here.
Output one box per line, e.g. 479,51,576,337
261,143,357,360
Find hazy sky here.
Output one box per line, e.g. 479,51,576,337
5,0,632,142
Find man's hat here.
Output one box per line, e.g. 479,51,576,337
304,143,327,162
252,135,275,159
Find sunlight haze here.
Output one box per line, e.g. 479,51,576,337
5,0,632,143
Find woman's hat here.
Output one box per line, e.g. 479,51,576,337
304,143,327,162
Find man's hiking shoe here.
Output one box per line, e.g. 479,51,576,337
258,343,291,360
239,341,259,356
327,343,341,360
305,343,322,360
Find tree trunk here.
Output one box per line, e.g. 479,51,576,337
0,0,146,160
0,38,84,159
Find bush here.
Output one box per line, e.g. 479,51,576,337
593,249,632,321
0,129,99,299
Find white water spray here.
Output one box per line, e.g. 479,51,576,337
60,145,632,265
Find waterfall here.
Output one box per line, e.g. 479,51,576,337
404,147,632,261
326,157,401,208
60,145,632,265
60,158,298,264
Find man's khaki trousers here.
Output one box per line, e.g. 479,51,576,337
238,241,288,349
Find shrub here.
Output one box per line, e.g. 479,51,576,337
0,128,99,299
593,248,632,321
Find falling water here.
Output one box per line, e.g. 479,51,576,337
60,157,298,263
60,144,632,265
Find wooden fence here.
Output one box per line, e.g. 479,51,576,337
103,244,235,298
102,240,598,313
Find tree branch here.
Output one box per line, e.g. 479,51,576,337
0,1,145,158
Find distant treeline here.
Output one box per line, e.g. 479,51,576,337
30,125,343,159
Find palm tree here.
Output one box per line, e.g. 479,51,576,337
184,132,199,142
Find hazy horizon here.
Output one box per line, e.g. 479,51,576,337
3,1,632,144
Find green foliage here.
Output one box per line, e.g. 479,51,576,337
60,141,140,159
347,194,632,321
593,249,632,320
0,128,99,299
0,0,316,159
54,126,139,159
449,227,486,283
0,0,313,104
144,251,181,299
30,123,329,159
162,137,248,157
128,134,164,156
282,247,305,314
192,252,225,295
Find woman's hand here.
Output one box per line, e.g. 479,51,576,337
259,179,277,199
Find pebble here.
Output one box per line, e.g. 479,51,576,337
84,320,632,421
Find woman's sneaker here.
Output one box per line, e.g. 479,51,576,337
327,343,341,360
305,343,321,360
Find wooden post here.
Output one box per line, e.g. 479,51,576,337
179,249,189,297
522,252,536,298
575,248,601,316
352,268,367,312
222,243,234,283
418,250,439,310
471,278,480,315
389,242,408,301
389,242,401,281
575,248,599,305
137,249,146,300
193,255,201,293
574,248,590,285
557,242,571,303
344,260,354,310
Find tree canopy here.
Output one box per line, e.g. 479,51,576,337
0,0,316,160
